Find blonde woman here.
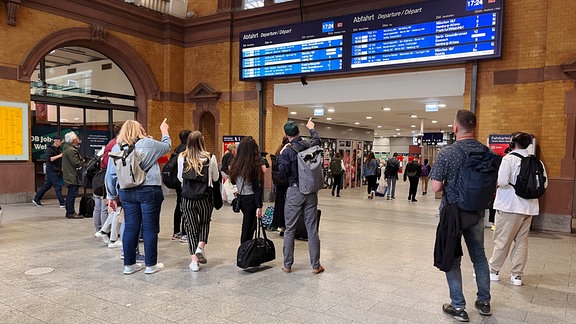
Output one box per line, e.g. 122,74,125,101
105,119,171,275
177,131,219,272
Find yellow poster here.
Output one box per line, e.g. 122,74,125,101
0,101,28,160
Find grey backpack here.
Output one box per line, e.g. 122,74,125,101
109,141,147,189
291,145,324,194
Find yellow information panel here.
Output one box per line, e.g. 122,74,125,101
0,101,29,160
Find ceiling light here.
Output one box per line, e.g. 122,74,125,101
395,128,400,131
441,130,445,133
447,124,453,127
377,125,382,128
397,132,401,135
411,125,416,128
411,130,416,133
290,111,297,115
431,120,438,124
327,108,335,113
374,133,378,136
366,116,372,119
382,107,391,111
410,114,418,118
438,104,446,108
326,117,332,121
393,135,397,137
354,122,360,125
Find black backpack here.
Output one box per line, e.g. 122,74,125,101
509,152,546,199
456,145,502,211
329,157,343,175
181,157,210,200
270,154,288,186
77,155,101,187
161,151,180,189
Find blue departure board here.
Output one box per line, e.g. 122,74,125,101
239,0,503,81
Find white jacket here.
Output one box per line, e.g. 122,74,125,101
493,149,547,216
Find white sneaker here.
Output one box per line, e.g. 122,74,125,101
490,272,499,281
94,231,109,244
145,263,165,274
195,247,207,264
108,240,122,248
123,263,143,275
511,274,522,286
189,261,200,272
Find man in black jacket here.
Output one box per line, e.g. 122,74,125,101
33,135,65,208
171,129,191,242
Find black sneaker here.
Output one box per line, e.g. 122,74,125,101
442,303,469,322
474,300,491,316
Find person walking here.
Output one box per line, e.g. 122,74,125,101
270,136,290,236
404,157,421,202
105,119,171,275
384,153,400,199
61,131,84,219
171,129,191,242
488,132,547,286
363,152,379,199
32,135,65,208
176,130,219,272
430,110,492,321
329,152,345,197
278,119,324,274
420,158,431,195
229,136,264,244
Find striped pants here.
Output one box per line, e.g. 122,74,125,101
181,196,213,255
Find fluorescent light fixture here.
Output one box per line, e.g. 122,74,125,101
354,122,360,125
395,128,400,131
438,104,446,108
382,107,391,111
441,130,445,133
447,124,453,127
397,132,401,135
366,116,372,119
431,120,438,124
377,125,382,128
410,114,418,118
313,108,325,116
326,117,332,121
411,130,416,133
411,125,416,128
290,111,297,115
327,108,335,112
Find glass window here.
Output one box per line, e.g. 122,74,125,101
242,0,291,10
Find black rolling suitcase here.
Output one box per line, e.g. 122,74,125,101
79,196,95,217
295,209,321,240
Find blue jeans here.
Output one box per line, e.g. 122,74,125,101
386,177,397,198
119,186,164,267
34,170,65,205
65,185,79,216
446,214,491,308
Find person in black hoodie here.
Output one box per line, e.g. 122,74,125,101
170,129,191,242
33,135,65,207
403,157,422,202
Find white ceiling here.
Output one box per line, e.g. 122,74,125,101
274,68,465,138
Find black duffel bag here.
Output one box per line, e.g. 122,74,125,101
237,219,275,269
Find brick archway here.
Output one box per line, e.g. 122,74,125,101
17,25,160,126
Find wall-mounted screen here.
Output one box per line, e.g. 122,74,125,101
422,132,444,144
239,0,503,81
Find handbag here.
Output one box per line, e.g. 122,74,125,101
231,197,241,213
209,161,223,210
231,181,245,213
237,219,276,268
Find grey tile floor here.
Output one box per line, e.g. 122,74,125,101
0,181,575,323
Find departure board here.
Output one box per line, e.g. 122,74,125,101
240,19,347,81
239,0,503,81
349,0,503,70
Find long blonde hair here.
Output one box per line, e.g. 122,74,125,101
181,131,211,175
116,120,146,146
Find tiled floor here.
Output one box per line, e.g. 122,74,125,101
0,181,575,323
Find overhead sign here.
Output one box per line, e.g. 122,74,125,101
239,0,503,81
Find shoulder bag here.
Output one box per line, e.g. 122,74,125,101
237,219,276,268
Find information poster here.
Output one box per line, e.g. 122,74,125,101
488,134,511,156
0,101,29,160
222,135,244,158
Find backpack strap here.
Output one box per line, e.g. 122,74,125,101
509,152,524,159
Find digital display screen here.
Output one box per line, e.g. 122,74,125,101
239,0,503,81
422,132,445,144
240,19,347,80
